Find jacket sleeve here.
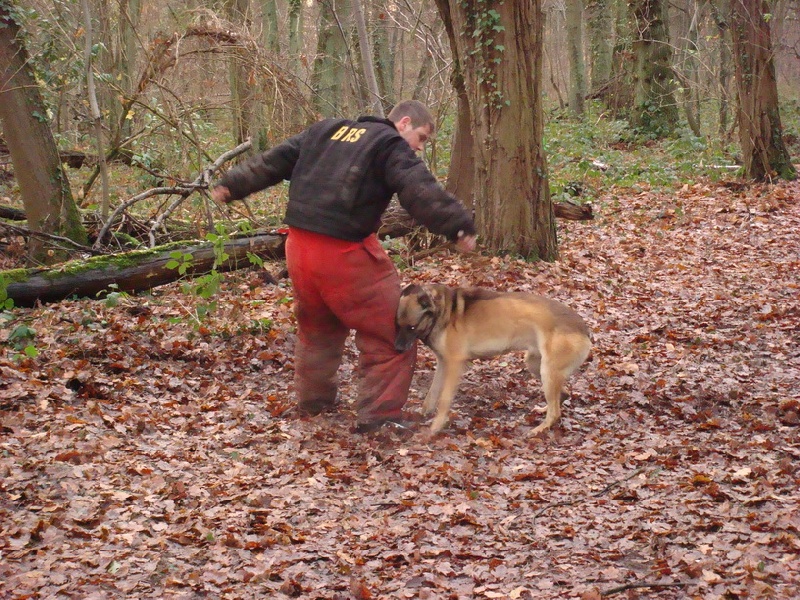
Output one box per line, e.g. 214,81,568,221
383,140,476,241
217,131,305,201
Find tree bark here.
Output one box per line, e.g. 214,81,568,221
2,234,287,307
630,0,679,136
566,0,586,115
434,0,557,260
730,0,796,181
586,0,614,93
353,0,383,115
311,0,351,117
82,0,111,218
436,5,475,207
0,1,88,266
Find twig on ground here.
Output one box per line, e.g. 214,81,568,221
532,466,647,522
600,580,689,597
0,222,100,256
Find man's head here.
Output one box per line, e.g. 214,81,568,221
388,100,435,153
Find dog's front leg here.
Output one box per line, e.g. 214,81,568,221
422,358,446,415
429,360,465,434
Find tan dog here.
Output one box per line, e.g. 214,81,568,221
395,284,592,435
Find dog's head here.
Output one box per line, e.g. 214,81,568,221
395,284,438,352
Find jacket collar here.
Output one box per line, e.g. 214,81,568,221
357,115,396,129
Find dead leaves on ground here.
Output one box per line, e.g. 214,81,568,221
1,179,799,598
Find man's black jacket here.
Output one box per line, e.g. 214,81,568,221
217,116,475,242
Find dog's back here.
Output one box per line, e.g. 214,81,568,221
452,289,590,361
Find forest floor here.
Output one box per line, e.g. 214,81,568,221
1,179,799,599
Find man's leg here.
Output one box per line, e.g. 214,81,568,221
331,235,416,426
286,231,348,414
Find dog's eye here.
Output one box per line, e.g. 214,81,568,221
408,325,416,331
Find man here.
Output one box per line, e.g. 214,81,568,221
212,100,476,432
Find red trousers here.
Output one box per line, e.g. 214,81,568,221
285,227,416,424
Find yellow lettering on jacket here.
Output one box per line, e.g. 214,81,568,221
331,126,349,140
331,127,367,143
343,128,366,142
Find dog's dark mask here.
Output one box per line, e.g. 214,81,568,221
394,285,435,352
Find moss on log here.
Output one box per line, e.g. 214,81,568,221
1,233,286,307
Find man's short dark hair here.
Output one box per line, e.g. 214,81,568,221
387,100,435,134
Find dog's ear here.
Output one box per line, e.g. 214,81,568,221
418,288,434,310
400,283,421,297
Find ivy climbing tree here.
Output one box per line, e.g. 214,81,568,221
435,0,556,260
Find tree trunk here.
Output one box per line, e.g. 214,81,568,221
372,1,395,112
226,0,259,146
678,0,703,137
436,7,475,208
730,0,796,181
566,0,586,115
311,0,351,117
630,0,679,136
602,0,635,116
82,0,111,219
260,0,280,54
353,0,383,115
586,0,614,93
710,0,732,138
435,0,556,260
0,1,88,266
115,0,142,139
288,0,304,79
1,234,287,307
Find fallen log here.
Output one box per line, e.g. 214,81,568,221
0,204,25,221
554,201,594,221
2,232,286,307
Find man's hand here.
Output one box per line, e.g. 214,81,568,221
454,232,477,253
211,185,233,204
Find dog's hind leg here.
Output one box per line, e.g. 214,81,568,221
422,359,446,415
524,350,542,380
531,359,566,435
429,360,466,434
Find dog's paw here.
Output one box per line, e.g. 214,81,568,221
530,422,552,436
422,397,438,415
429,413,449,434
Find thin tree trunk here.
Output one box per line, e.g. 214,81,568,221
353,0,383,115
372,0,395,111
680,0,704,136
566,0,586,115
435,1,475,207
116,0,142,139
586,0,614,92
311,0,351,116
82,0,110,218
226,0,258,146
261,0,280,53
711,0,732,138
288,0,304,79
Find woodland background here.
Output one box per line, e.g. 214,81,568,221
1,0,800,598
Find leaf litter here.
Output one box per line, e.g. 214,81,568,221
1,179,799,599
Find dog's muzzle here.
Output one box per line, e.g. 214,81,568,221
394,328,416,353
